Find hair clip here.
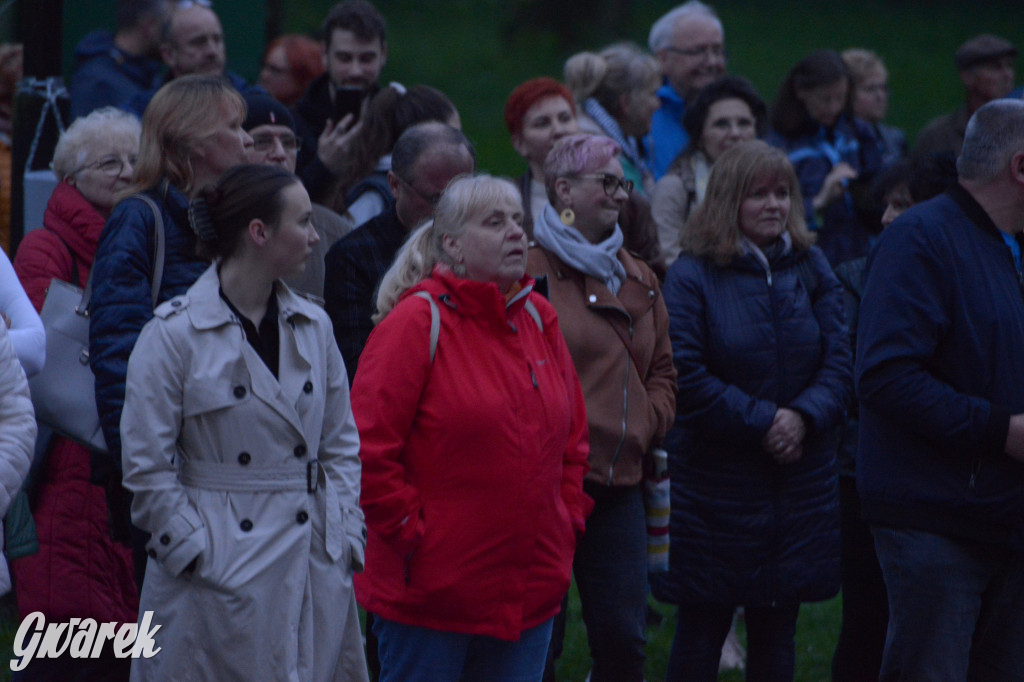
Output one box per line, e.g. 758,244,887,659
188,196,217,242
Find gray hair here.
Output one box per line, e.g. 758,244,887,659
374,174,521,321
648,1,723,53
392,121,475,184
52,107,141,181
958,99,1024,184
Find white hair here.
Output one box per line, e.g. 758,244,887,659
648,1,723,53
52,107,141,181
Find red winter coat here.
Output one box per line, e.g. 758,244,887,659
352,267,593,641
11,181,138,625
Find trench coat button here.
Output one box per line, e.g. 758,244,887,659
588,294,597,303
148,548,157,558
159,534,170,545
171,300,181,308
237,452,251,465
296,511,309,524
233,385,246,399
240,519,253,532
294,444,307,458
303,381,313,394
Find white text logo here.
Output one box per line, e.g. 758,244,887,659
10,612,162,671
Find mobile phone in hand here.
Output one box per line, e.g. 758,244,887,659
333,87,365,125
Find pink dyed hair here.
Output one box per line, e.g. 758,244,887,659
541,133,621,201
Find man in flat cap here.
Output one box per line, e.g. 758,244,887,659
915,34,1017,157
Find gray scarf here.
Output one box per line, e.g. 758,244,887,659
535,202,626,295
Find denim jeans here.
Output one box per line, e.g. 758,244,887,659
666,603,799,682
373,616,553,682
872,526,1024,682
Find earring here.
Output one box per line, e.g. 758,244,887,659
559,208,575,226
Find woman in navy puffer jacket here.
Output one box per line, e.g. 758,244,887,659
656,141,851,682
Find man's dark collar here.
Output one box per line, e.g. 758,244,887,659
947,182,1021,244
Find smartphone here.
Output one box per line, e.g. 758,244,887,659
333,87,365,125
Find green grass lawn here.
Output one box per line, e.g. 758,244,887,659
557,582,841,682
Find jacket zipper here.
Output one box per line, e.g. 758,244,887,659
605,315,634,484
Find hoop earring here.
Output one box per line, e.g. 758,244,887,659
559,208,575,226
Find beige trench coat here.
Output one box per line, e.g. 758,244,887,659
121,265,367,682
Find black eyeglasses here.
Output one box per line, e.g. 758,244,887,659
395,173,442,206
69,155,137,177
663,44,726,61
251,133,301,153
577,173,633,197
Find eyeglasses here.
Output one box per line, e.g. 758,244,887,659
69,155,137,177
394,173,442,206
175,0,212,8
252,133,301,153
577,173,633,197
663,44,726,61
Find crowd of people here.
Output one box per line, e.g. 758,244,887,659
0,0,1021,681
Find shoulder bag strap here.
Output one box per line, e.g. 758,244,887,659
79,193,167,315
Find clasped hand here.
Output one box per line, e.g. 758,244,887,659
762,407,806,464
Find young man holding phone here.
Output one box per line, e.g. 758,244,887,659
293,0,387,202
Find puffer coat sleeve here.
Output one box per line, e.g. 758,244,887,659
0,323,38,593
665,256,779,446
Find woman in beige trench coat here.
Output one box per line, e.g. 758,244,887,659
120,165,368,681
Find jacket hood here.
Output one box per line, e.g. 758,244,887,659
74,31,115,60
406,265,536,329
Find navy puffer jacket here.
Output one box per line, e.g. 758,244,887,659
89,181,208,469
653,243,851,607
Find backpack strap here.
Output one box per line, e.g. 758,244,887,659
523,299,543,333
413,291,441,363
413,291,543,365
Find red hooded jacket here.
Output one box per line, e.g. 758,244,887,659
352,267,592,641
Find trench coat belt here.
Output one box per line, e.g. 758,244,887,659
178,458,346,562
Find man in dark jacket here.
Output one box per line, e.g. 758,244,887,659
293,0,387,202
124,2,264,117
324,122,473,384
857,99,1024,680
68,0,169,120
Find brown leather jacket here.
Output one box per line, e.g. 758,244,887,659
527,246,676,487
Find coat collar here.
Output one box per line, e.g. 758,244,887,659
409,265,535,328
186,263,319,332
535,246,658,321
42,181,106,266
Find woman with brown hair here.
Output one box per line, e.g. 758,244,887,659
657,140,850,681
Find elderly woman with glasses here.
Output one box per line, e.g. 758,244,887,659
10,106,142,682
527,133,676,681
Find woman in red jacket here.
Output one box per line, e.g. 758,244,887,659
351,173,592,682
11,106,141,681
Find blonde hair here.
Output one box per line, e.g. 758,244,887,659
841,48,887,85
373,174,522,321
120,75,245,200
564,43,660,116
681,140,814,265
